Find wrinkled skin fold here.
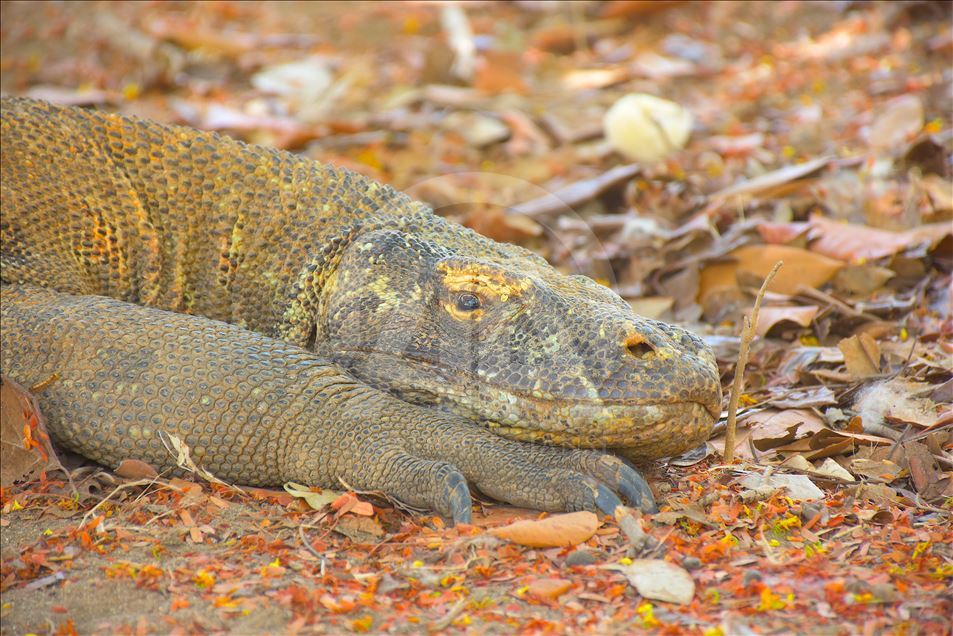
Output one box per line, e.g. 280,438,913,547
1,98,722,518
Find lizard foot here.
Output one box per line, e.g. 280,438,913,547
404,419,659,519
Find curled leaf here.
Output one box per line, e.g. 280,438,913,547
283,482,341,510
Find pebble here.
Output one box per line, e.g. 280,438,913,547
682,556,702,570
565,549,598,566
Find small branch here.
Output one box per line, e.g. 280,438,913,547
723,261,783,464
428,596,469,632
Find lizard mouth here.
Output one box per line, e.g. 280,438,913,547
464,389,719,460
334,348,721,459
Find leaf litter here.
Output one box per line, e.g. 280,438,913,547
0,1,950,633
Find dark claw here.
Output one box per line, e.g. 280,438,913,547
594,483,623,517
444,471,472,524
617,466,658,514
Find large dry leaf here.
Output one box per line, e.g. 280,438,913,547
605,559,695,605
489,511,600,548
700,244,843,300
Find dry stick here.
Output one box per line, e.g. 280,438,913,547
723,261,783,464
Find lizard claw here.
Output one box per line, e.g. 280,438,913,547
616,465,658,514
593,483,624,517
443,471,472,525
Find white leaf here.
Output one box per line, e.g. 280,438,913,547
605,559,695,605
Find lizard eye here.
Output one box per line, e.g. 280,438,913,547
455,292,482,312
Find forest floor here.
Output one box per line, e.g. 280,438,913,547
1,1,950,634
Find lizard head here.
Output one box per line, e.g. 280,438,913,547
321,227,721,460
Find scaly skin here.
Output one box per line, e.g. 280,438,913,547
1,97,721,517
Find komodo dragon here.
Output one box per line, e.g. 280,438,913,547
0,97,721,522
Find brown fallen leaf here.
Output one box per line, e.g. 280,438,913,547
464,208,542,244
489,511,600,548
473,51,528,95
627,296,675,320
867,94,923,150
807,216,951,263
708,156,831,205
115,459,159,480
598,0,683,19
756,305,819,336
848,458,901,482
0,375,65,487
508,164,641,218
526,578,573,600
333,515,385,543
832,264,895,296
839,333,881,379
700,244,843,300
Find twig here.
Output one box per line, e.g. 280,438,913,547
795,285,879,321
79,477,173,528
427,596,469,632
337,476,421,515
615,508,649,551
298,525,329,577
724,261,783,464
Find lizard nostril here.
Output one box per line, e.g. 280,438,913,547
624,334,655,359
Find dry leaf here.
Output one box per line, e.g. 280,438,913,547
284,482,341,511
1,379,47,486
333,515,385,543
848,458,901,482
627,296,675,320
839,334,881,379
832,264,895,295
807,216,950,262
739,473,824,500
474,51,528,94
744,409,827,452
867,95,923,150
813,458,855,482
508,164,641,217
709,156,831,203
489,511,600,548
756,305,819,336
605,559,695,605
464,208,542,243
115,459,159,480
700,244,842,300
526,578,573,600
0,376,63,487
